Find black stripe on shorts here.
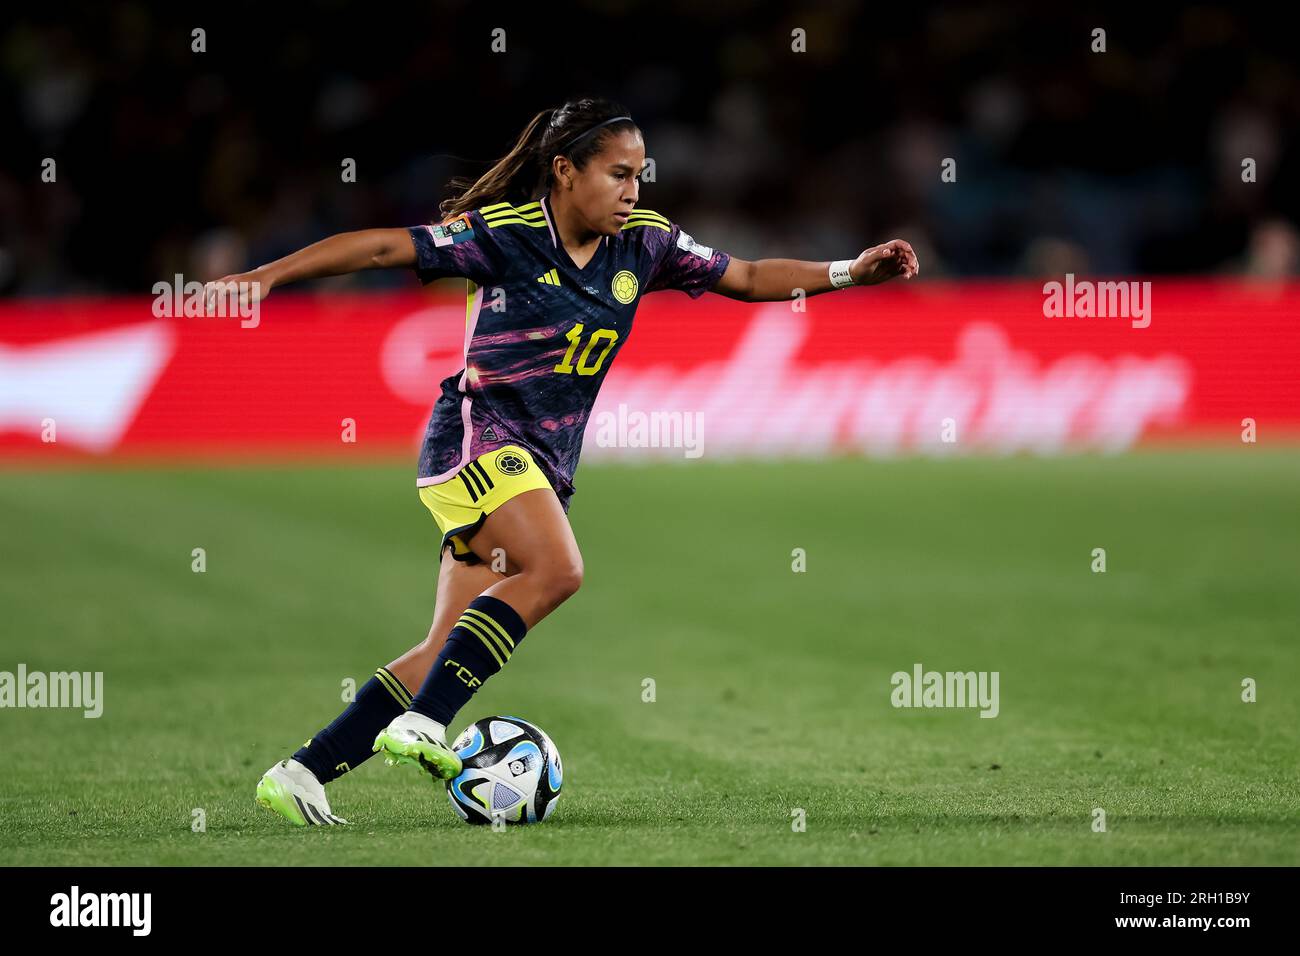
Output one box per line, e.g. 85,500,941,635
458,470,481,501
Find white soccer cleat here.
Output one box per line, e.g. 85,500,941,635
255,758,348,827
372,711,463,781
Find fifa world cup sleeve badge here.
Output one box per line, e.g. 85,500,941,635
431,213,476,248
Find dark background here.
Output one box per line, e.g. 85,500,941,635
3,1,1298,294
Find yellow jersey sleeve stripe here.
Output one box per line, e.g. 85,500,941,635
485,217,549,229
483,209,545,222
624,209,669,225
482,204,544,220
620,220,671,232
480,200,542,214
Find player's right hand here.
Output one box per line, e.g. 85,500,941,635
203,270,270,315
850,239,919,285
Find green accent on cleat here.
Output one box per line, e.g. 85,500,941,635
373,729,463,781
255,774,308,827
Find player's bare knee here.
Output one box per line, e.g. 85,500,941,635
536,559,583,608
555,560,584,601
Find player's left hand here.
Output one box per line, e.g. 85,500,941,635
850,239,919,284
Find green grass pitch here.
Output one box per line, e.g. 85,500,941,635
1,449,1297,865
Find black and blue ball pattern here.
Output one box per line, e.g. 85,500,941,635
446,715,563,825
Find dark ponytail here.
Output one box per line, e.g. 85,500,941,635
438,96,638,221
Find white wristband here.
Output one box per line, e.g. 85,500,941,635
829,259,855,289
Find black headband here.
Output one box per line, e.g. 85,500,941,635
554,115,633,155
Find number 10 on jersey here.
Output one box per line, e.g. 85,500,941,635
553,323,619,376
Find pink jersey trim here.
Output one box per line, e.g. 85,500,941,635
540,194,559,249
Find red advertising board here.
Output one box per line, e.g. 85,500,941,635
1,281,1296,461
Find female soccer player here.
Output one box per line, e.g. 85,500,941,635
214,96,917,826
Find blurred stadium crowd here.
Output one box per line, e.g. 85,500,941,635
2,1,1297,295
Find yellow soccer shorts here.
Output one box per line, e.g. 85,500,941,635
418,444,554,564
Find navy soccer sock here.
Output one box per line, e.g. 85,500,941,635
408,595,528,726
292,667,411,784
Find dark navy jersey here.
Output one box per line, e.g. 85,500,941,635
408,191,731,510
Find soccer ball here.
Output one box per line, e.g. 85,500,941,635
445,715,562,825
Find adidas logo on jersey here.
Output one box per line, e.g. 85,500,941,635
536,268,560,286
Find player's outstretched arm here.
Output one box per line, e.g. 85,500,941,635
203,228,417,312
713,238,918,302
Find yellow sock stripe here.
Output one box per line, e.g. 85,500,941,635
376,668,412,707
460,612,512,659
457,616,508,666
374,668,412,707
621,220,671,232
462,608,516,650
